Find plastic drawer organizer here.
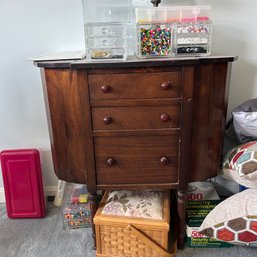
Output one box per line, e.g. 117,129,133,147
62,184,91,229
136,5,212,58
82,0,132,61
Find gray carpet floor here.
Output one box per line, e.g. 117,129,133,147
0,202,257,257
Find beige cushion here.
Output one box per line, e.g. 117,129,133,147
102,190,164,220
222,141,257,188
199,189,257,246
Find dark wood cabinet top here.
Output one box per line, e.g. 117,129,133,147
34,55,238,69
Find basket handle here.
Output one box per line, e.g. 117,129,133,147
125,224,177,257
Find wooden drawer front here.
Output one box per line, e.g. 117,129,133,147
95,135,179,185
92,106,180,131
89,72,181,100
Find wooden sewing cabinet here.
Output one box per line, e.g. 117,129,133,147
35,56,236,249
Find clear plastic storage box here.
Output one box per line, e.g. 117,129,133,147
136,6,212,58
82,0,132,61
173,21,212,56
82,0,132,24
172,6,212,56
136,8,174,58
86,22,125,37
87,37,124,48
138,23,173,57
62,184,91,229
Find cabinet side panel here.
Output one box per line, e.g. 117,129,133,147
41,69,86,183
190,63,230,182
77,70,96,193
179,66,194,190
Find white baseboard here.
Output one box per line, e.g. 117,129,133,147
0,188,5,203
0,186,57,203
45,186,58,198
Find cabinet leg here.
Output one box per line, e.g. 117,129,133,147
177,191,186,249
89,193,99,250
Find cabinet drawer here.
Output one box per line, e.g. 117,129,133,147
95,135,179,185
89,72,181,100
92,106,180,131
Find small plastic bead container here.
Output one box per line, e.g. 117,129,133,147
137,23,173,58
173,20,212,56
62,184,91,229
172,6,212,56
136,7,173,58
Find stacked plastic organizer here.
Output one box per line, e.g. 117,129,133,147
136,5,212,58
82,0,132,61
62,184,91,229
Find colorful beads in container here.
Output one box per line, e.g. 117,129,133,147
63,202,91,229
62,184,91,229
138,24,172,57
67,217,91,228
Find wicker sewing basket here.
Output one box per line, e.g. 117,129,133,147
94,190,175,257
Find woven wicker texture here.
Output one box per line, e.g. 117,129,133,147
99,225,166,257
94,191,171,257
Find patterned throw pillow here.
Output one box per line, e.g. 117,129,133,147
102,190,164,219
222,141,257,188
199,189,257,246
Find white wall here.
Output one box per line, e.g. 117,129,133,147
194,0,257,114
0,0,256,193
0,0,85,190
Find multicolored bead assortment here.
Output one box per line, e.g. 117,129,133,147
63,203,91,219
68,217,91,229
63,185,91,229
139,26,172,56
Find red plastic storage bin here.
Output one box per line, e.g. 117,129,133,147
0,149,46,218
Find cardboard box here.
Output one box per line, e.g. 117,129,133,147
186,182,232,248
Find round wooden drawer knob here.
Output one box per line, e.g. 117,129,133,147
107,158,115,166
103,116,112,125
101,85,111,93
160,156,169,165
160,114,170,122
161,81,172,90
